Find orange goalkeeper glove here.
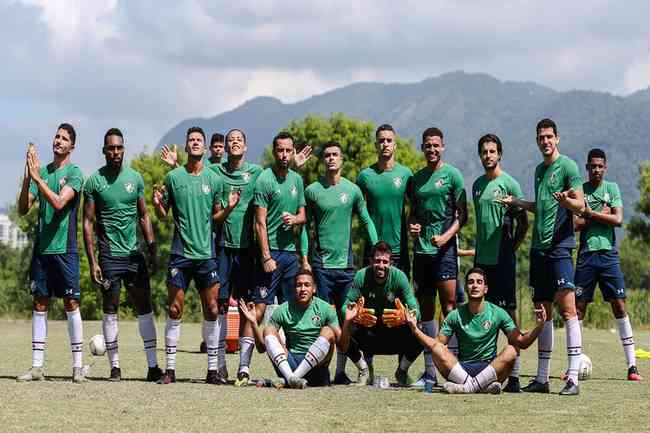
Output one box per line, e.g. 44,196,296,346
382,298,408,328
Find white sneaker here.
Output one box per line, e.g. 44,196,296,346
412,372,437,389
442,381,469,394
17,367,44,382
72,367,87,383
481,381,501,395
287,376,308,389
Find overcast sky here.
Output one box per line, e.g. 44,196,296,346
1,0,649,207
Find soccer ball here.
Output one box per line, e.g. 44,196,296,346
89,334,106,356
578,354,592,380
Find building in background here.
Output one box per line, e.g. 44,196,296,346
0,214,28,249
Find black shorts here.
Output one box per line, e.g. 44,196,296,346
254,250,298,305
345,323,423,363
575,250,626,302
167,254,220,291
476,258,517,310
100,253,150,296
530,247,575,303
30,252,80,300
217,247,256,301
413,243,458,297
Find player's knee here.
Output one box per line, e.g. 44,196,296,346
204,302,219,320
610,299,627,319
168,303,183,319
263,326,278,338
33,297,49,312
559,306,577,321
320,326,335,343
63,298,79,312
502,345,517,362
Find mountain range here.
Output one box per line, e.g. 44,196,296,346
158,71,650,207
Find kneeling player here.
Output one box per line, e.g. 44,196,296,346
240,270,339,388
407,268,546,394
339,242,422,386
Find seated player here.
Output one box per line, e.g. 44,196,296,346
406,268,547,394
239,270,339,388
339,241,422,386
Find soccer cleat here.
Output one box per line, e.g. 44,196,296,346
481,381,502,395
199,341,207,353
442,381,469,394
521,379,550,394
412,372,437,389
628,366,643,381
503,376,522,393
357,366,373,386
72,367,87,383
16,367,45,382
559,379,580,396
234,371,250,387
146,366,163,382
156,369,176,385
218,366,229,381
109,367,121,382
394,368,414,387
287,376,308,389
333,372,353,385
205,370,221,385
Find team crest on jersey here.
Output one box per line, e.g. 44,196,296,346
435,179,445,188
549,170,558,185
393,177,402,188
58,176,67,187
386,292,395,303
202,184,211,194
311,315,321,325
603,192,610,202
493,188,502,199
482,320,492,330
124,182,135,193
290,185,298,197
339,192,349,204
242,172,251,182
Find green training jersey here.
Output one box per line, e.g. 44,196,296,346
472,171,523,265
205,156,223,170
440,301,516,362
162,166,222,260
83,166,145,257
302,177,378,269
29,163,83,254
211,161,263,249
342,266,420,321
253,167,305,252
357,163,412,255
269,297,339,355
532,155,583,250
579,180,622,253
410,163,466,255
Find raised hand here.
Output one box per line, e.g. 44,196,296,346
26,149,41,182
239,299,257,324
533,306,546,327
152,184,165,206
227,188,241,209
345,301,359,323
161,144,179,167
294,145,313,168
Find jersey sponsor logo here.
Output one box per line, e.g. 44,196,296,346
339,192,349,204
290,185,298,197
242,172,251,182
481,320,492,330
124,182,135,194
435,179,445,188
202,184,211,195
474,188,482,197
311,315,321,325
393,177,402,188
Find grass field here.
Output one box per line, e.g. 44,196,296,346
1,320,648,433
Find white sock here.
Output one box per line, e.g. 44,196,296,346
102,313,119,368
447,334,459,357
511,355,521,378
32,310,47,368
238,336,255,375
616,315,636,368
464,365,497,393
295,336,330,378
566,317,582,383
203,319,220,371
448,363,469,384
355,357,369,372
137,312,158,368
335,349,348,375
420,320,438,377
165,317,181,371
217,312,227,372
264,335,293,380
536,321,554,383
66,309,83,369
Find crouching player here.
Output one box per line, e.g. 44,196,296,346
406,268,546,394
339,241,423,386
239,269,339,388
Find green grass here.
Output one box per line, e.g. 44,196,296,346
1,320,648,433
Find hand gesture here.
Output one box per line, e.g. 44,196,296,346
345,301,359,323
495,195,516,206
26,148,41,182
405,308,418,329
352,296,377,327
91,263,103,286
281,212,297,226
227,188,241,209
408,223,421,237
533,306,546,327
382,298,408,328
601,204,611,215
161,144,179,167
294,145,313,168
262,256,277,273
239,299,257,324
152,184,165,206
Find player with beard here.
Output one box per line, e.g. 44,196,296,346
471,133,528,392
17,123,86,383
82,128,162,381
161,132,225,168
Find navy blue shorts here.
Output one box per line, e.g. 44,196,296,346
254,250,299,304
413,243,458,297
476,258,517,310
575,250,626,302
530,248,575,303
99,253,150,297
167,254,220,291
455,280,466,305
273,351,331,387
460,359,492,377
312,266,354,310
217,247,256,301
30,253,80,300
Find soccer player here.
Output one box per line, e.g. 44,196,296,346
235,131,306,386
339,242,423,386
239,270,340,388
17,123,86,383
408,127,467,386
471,133,528,392
160,132,225,168
406,268,547,394
82,128,162,382
301,141,379,384
357,124,413,274
574,148,642,381
153,126,229,385
499,118,585,395
209,128,263,383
